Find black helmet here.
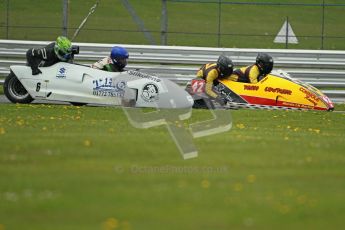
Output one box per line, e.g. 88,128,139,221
256,53,274,75
217,55,234,78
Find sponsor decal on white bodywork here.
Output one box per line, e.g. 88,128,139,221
92,78,126,97
56,67,67,78
127,70,161,82
141,83,159,102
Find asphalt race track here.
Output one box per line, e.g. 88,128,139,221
0,95,69,105
0,95,9,104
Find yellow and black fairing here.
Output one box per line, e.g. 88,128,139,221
217,71,334,111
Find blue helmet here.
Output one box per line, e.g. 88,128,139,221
110,46,129,69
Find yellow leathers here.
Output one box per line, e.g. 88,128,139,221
196,63,221,98
229,64,261,84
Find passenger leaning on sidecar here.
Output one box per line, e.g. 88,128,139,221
92,46,129,72
26,36,79,75
229,53,274,83
196,55,234,105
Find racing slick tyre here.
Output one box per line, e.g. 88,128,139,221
70,102,87,106
4,72,34,104
192,99,208,109
192,99,215,109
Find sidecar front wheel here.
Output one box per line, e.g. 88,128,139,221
4,72,34,104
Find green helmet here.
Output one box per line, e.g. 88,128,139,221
54,36,72,61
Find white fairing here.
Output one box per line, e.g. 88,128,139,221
271,69,294,80
10,63,194,108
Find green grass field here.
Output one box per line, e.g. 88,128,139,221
1,103,345,230
1,0,345,49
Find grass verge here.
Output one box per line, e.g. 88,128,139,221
0,104,345,229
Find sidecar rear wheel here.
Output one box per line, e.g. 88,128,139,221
192,99,216,109
4,72,34,104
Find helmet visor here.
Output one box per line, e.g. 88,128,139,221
220,66,233,77
113,57,128,68
57,48,72,60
